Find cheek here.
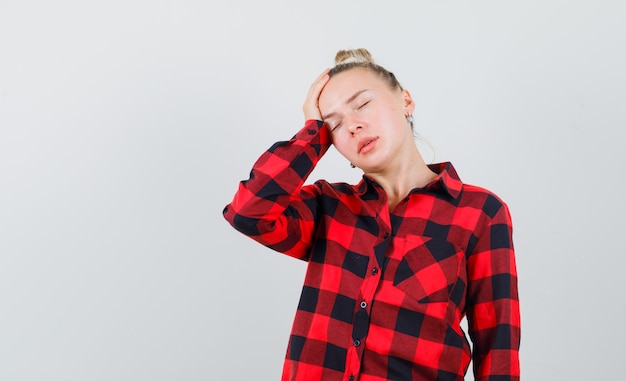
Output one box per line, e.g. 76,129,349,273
330,133,352,156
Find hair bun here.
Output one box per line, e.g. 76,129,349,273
334,48,374,65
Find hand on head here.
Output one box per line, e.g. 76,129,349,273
303,69,330,121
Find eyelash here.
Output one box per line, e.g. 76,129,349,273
330,100,371,131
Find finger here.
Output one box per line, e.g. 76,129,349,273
305,69,330,100
313,68,331,93
303,69,330,120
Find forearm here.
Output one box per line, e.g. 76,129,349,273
223,120,331,257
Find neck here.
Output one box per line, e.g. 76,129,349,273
364,147,437,211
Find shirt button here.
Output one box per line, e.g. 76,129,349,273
308,129,316,135
354,339,361,347
383,232,389,239
360,301,367,309
372,268,378,275
349,376,354,381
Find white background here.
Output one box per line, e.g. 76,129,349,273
1,1,625,380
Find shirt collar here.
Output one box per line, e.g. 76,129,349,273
425,162,463,199
355,162,463,200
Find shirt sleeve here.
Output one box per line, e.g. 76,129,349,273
222,120,332,260
466,198,521,380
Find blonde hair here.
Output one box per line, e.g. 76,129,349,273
334,48,374,65
329,48,403,91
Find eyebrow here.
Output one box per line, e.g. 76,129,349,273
322,89,369,120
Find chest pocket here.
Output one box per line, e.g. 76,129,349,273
393,234,462,303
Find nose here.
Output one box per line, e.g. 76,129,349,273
345,117,363,136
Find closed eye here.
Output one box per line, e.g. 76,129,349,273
358,100,370,109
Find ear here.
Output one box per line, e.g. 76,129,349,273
401,89,415,115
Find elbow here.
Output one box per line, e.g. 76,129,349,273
223,205,262,236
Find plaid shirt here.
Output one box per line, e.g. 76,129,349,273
223,120,520,381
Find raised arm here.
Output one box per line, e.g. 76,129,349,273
223,70,332,259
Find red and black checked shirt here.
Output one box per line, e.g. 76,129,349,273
223,120,520,381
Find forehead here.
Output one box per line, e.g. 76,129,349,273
320,68,387,102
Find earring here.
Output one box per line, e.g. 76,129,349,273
406,114,414,124
350,163,356,168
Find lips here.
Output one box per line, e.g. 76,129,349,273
357,136,378,154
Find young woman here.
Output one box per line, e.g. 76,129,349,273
223,49,520,381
